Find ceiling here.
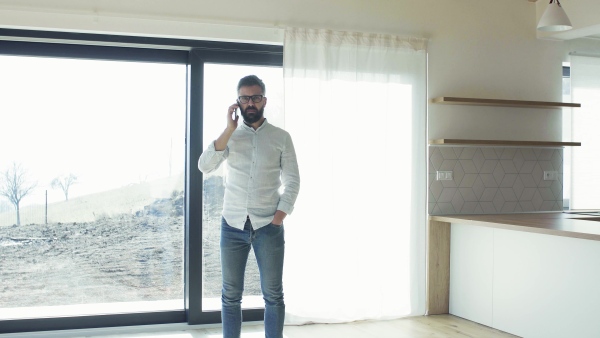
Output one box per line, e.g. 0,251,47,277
1,0,600,41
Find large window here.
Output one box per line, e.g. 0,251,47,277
562,64,572,209
568,56,600,210
0,55,186,319
0,30,282,333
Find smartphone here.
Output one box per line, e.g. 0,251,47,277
232,107,238,119
234,100,240,119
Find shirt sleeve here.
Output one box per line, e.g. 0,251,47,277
198,141,228,174
277,133,300,215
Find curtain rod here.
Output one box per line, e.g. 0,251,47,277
569,51,600,58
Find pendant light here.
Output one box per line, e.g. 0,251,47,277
537,0,572,31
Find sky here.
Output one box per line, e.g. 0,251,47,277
0,56,283,206
0,55,186,205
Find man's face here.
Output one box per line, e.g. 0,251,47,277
238,85,266,124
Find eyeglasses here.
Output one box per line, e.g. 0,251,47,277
237,95,264,104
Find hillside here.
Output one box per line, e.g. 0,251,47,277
0,174,184,227
0,173,261,310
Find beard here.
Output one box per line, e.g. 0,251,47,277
240,105,264,124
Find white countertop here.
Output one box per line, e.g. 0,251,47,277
430,212,600,241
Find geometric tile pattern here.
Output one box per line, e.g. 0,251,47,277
429,146,563,215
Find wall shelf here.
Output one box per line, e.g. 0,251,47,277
429,139,581,147
431,97,581,109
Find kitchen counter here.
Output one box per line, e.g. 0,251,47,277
428,212,600,338
429,211,600,241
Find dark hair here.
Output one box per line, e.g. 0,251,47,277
237,75,266,94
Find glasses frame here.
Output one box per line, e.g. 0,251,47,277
237,95,264,104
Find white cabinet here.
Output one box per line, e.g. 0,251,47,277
450,223,600,338
449,224,494,326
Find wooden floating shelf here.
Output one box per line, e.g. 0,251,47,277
431,97,581,109
429,139,582,147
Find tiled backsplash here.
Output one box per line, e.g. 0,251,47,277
428,146,563,215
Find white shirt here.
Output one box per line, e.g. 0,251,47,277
198,120,300,230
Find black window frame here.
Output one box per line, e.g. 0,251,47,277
0,28,283,334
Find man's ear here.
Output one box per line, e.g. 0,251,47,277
263,96,267,107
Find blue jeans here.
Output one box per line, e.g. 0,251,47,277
220,217,285,338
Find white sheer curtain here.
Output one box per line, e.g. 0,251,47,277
281,28,427,325
570,56,600,209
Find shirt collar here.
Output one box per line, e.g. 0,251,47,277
241,118,269,132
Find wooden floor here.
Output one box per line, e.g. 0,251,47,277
67,315,519,338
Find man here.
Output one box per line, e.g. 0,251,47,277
198,75,300,338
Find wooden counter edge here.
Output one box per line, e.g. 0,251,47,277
429,215,600,242
426,220,451,315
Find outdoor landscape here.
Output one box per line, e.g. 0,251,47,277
0,174,260,312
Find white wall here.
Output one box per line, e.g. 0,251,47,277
1,0,598,142
425,0,565,141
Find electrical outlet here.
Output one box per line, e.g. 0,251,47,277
543,171,559,181
436,171,453,181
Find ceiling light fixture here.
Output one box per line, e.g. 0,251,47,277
537,0,572,31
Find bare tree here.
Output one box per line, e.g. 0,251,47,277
0,162,37,226
51,174,78,201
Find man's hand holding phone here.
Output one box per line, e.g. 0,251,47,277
227,102,240,131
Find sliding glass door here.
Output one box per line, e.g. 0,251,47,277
201,63,284,311
0,31,283,333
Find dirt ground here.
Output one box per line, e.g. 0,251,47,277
0,214,260,308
